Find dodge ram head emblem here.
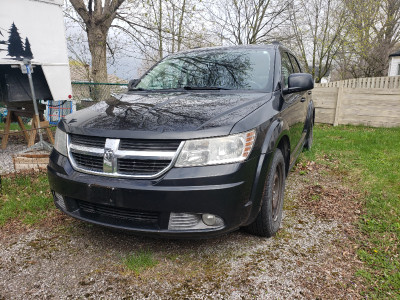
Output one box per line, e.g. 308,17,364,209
103,149,114,173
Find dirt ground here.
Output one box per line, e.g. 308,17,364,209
0,163,364,299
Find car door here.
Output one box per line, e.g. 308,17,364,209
288,53,309,144
280,52,305,159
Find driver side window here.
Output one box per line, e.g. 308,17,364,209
281,53,293,89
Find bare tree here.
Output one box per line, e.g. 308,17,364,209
342,0,400,77
288,0,348,82
207,0,293,45
69,0,125,83
114,0,211,66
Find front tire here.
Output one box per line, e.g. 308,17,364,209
246,148,286,237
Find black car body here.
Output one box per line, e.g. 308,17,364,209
48,44,314,238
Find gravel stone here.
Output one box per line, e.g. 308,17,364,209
0,143,27,175
0,165,362,299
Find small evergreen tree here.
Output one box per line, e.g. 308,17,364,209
24,37,33,59
7,22,24,58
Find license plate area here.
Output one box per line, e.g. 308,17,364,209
88,184,115,206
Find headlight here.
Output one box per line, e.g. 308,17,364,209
175,130,256,167
54,128,68,156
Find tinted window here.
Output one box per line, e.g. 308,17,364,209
281,53,293,88
136,49,273,91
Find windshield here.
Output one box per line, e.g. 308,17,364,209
135,49,274,91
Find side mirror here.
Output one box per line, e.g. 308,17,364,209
128,79,140,91
283,73,314,94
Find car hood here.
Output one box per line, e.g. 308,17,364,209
63,91,272,139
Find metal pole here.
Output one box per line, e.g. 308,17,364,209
25,62,44,143
18,59,52,153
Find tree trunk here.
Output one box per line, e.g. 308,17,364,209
70,0,125,96
87,26,108,83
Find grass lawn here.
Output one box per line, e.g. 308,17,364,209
0,171,54,226
122,250,159,274
302,124,400,298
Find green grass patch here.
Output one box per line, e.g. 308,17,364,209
122,250,158,274
0,171,54,226
302,124,400,298
0,122,31,131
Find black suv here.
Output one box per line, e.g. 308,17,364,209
48,44,314,238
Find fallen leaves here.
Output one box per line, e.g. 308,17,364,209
297,162,363,225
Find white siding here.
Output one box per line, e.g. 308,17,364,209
388,56,400,76
0,0,72,100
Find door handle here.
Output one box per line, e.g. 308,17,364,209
301,97,306,102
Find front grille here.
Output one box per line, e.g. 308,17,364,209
71,152,103,172
78,200,159,229
119,139,181,151
118,159,171,175
68,135,182,178
70,134,106,148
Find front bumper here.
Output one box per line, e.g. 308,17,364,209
47,150,259,238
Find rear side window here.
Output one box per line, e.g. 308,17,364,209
281,53,293,88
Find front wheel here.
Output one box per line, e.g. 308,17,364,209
245,148,286,237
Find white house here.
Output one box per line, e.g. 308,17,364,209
388,50,400,76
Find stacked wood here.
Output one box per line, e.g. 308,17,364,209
13,150,50,172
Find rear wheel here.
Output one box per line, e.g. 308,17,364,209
246,148,286,237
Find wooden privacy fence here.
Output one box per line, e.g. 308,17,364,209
312,76,400,127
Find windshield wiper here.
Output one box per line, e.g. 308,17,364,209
183,86,232,90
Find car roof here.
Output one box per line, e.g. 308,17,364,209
169,44,279,57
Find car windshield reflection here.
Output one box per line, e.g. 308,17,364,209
135,49,273,91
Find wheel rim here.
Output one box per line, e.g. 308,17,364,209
272,162,283,221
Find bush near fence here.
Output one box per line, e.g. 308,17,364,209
71,82,128,109
313,76,400,127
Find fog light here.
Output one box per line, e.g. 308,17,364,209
202,214,216,226
168,212,225,230
202,214,224,227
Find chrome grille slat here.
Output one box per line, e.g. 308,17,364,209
118,159,170,175
67,135,184,179
168,213,201,229
70,134,106,148
119,139,181,151
71,152,103,172
69,144,104,156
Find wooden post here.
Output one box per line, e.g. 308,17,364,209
16,116,29,143
1,110,54,149
333,86,344,126
28,115,40,147
42,120,54,144
27,114,54,146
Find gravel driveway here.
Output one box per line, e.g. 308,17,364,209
0,158,363,299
